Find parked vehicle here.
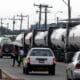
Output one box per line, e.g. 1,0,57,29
0,43,14,58
66,51,80,80
23,47,56,75
0,37,13,58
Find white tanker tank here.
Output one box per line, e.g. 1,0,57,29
14,33,24,47
16,33,24,43
34,31,48,46
50,28,66,49
25,32,33,46
69,25,80,49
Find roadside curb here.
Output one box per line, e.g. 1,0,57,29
2,69,18,78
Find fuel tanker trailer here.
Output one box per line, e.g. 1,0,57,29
16,33,24,44
25,32,33,48
50,28,66,61
51,28,66,49
69,25,80,51
34,31,48,47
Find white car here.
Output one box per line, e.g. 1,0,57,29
66,51,80,80
23,47,56,75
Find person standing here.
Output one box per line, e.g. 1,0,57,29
18,47,24,66
12,46,19,67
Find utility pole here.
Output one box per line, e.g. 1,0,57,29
1,18,3,28
66,0,71,47
17,13,29,30
36,10,50,30
0,18,6,28
17,13,23,30
56,17,59,25
9,16,21,32
55,11,63,25
3,23,9,35
65,0,71,62
44,6,52,29
9,16,16,31
27,15,29,30
45,6,47,29
34,4,52,30
0,18,7,35
34,4,42,29
62,0,71,62
7,23,9,30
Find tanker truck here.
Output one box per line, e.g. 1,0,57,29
48,27,66,61
30,30,48,47
30,28,66,61
25,31,33,49
69,25,80,51
66,25,80,62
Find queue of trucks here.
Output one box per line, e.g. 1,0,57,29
0,25,80,62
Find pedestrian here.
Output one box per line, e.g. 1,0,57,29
12,45,20,67
23,45,28,57
18,47,24,66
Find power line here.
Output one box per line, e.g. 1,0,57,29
17,13,29,30
34,4,52,30
7,23,9,30
0,18,7,28
9,16,21,31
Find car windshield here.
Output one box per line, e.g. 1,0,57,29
30,49,53,56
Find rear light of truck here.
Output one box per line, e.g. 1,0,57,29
53,58,56,64
27,57,30,63
75,64,80,69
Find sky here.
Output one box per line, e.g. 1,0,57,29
0,0,80,30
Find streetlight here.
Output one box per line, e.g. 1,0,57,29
55,11,63,24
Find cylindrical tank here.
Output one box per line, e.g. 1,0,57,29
25,32,32,45
50,28,66,49
34,31,48,46
16,33,24,43
69,25,80,49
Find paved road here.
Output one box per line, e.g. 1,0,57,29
0,57,67,80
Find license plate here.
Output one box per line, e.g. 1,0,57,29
33,67,47,71
39,60,44,63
